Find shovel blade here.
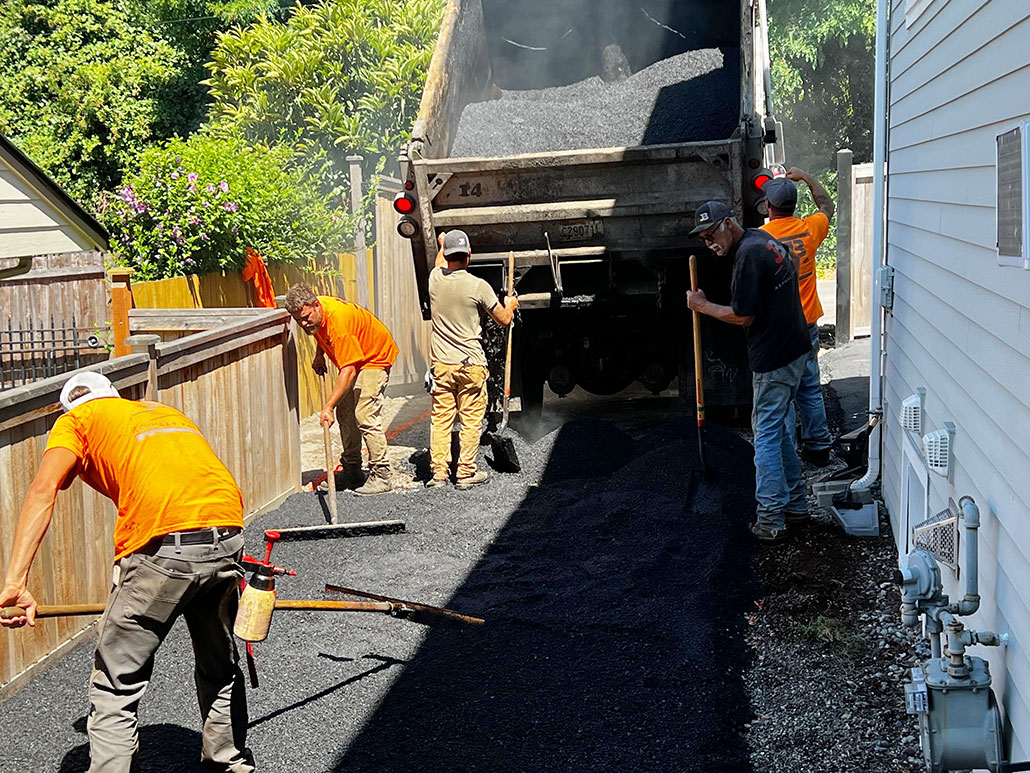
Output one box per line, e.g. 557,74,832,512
489,433,521,473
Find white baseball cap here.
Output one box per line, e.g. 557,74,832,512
60,372,120,412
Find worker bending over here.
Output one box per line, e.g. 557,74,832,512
428,230,518,489
761,168,835,466
0,372,254,772
687,202,811,543
285,284,399,495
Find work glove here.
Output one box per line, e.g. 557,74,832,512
424,368,435,394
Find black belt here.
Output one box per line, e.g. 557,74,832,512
156,526,242,546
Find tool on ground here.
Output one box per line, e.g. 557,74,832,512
270,519,405,542
486,250,521,473
324,583,485,628
689,255,712,476
1,599,460,620
320,372,339,523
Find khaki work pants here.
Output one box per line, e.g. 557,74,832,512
430,362,489,480
336,367,390,471
88,532,252,773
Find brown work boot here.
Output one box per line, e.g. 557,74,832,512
455,470,488,490
353,466,392,496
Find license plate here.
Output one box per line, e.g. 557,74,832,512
556,219,604,242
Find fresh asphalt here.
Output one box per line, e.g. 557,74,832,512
0,390,761,772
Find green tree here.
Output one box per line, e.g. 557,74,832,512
768,0,876,171
100,133,352,279
0,0,185,206
204,0,445,194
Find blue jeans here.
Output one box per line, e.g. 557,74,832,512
789,323,832,452
752,353,808,530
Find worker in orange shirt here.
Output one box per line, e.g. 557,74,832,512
761,168,835,467
0,372,254,772
284,284,399,495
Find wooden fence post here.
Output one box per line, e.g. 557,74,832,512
125,334,160,400
835,149,854,346
347,155,371,311
108,267,135,357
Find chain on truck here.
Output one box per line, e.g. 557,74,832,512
394,0,784,415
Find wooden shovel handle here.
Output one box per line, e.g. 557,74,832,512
689,255,705,419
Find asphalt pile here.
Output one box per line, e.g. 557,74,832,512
451,47,740,156
0,401,760,772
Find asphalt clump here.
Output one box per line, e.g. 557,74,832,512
451,47,741,156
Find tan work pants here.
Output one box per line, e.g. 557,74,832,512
336,367,390,471
430,362,489,479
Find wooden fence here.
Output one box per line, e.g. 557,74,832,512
835,150,876,342
0,309,299,694
374,178,431,394
0,251,109,332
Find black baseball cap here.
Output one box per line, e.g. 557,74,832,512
689,201,733,236
763,178,798,210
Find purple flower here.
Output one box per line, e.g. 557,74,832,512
121,234,130,243
202,200,211,208
200,233,209,241
189,216,200,225
219,180,229,193
206,183,216,194
170,171,180,179
222,201,239,213
230,226,238,233
156,225,164,232
187,172,198,183
188,183,197,194
185,257,194,265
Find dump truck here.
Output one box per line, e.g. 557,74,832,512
395,0,783,412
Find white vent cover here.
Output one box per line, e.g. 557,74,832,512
923,428,952,477
913,501,959,570
900,394,923,433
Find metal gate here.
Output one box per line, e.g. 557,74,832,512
0,317,108,390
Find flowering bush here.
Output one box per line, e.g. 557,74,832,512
101,133,353,280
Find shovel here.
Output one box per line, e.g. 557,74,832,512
486,251,521,473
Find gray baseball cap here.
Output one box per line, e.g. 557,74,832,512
442,230,471,257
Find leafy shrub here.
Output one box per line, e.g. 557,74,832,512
0,0,185,206
204,0,445,193
101,133,353,280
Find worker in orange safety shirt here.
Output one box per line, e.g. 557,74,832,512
0,372,254,772
284,284,399,495
761,168,835,467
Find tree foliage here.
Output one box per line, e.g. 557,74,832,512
101,133,353,280
0,0,185,206
204,0,444,193
768,0,876,171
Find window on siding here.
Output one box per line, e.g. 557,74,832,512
905,0,933,27
997,122,1030,269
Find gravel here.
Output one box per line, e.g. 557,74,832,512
451,47,740,156
0,395,760,772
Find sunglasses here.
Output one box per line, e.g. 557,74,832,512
699,219,725,245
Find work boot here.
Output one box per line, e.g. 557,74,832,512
425,477,449,489
785,510,811,526
336,468,366,490
751,522,789,543
353,466,392,496
455,470,488,490
801,446,831,467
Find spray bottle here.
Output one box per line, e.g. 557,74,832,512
234,531,292,642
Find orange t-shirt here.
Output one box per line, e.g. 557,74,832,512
762,212,830,325
242,248,276,308
314,296,398,370
45,398,243,560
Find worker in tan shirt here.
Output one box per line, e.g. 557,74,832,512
285,284,399,495
427,230,518,489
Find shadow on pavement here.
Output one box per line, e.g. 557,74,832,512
59,723,205,773
332,409,761,772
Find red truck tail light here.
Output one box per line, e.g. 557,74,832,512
752,171,772,192
393,192,415,215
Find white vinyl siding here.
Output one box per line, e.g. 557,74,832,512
0,162,99,260
884,0,1030,758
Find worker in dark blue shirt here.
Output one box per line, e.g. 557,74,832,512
686,201,811,542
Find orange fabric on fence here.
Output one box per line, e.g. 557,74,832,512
242,248,276,308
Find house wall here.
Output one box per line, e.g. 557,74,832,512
883,0,1030,757
0,161,100,259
